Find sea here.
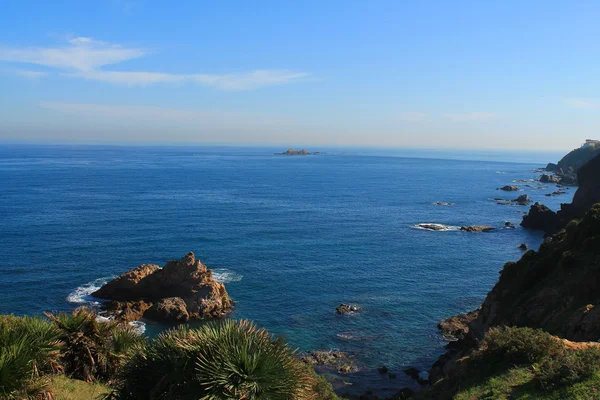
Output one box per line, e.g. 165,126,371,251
0,144,572,396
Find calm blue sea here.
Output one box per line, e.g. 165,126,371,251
0,144,571,395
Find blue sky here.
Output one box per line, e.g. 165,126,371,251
0,1,599,150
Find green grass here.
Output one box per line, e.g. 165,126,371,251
453,369,600,400
49,375,110,400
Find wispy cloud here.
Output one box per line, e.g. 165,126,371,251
0,37,143,71
14,69,48,79
1,37,308,90
566,98,600,110
66,69,308,90
442,112,498,122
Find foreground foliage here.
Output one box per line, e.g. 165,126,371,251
0,314,61,399
113,319,331,400
45,308,144,383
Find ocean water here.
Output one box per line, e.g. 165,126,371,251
0,145,571,395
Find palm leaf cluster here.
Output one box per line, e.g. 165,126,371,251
114,319,312,400
0,315,61,399
44,307,144,384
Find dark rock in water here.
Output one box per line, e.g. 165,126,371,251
519,243,528,250
93,252,233,322
460,225,494,233
403,367,428,384
336,303,360,314
377,366,389,374
513,194,532,205
299,350,358,374
520,202,560,232
540,174,560,183
438,310,479,340
504,221,515,229
546,162,558,171
498,185,519,191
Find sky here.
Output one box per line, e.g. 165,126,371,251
0,1,599,150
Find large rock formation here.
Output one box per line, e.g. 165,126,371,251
520,202,560,232
93,252,233,323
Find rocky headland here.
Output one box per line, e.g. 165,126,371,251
430,201,600,388
92,252,233,323
544,141,600,186
521,153,600,235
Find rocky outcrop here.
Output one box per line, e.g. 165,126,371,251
336,303,360,314
497,185,518,191
93,252,233,323
459,225,494,233
438,310,479,340
520,202,560,232
513,194,531,205
540,174,560,183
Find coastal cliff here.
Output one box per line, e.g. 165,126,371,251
521,153,600,234
424,203,600,398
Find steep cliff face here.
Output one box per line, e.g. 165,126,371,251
555,143,600,173
521,154,600,234
473,204,600,342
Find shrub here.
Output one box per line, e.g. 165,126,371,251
479,327,564,366
537,346,600,389
114,319,316,400
0,315,61,399
45,307,143,383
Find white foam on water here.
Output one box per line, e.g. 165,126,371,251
411,223,460,232
129,320,146,335
66,276,114,306
212,268,243,283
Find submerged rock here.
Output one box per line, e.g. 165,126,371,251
93,252,233,323
299,350,359,374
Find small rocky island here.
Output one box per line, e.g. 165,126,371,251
276,148,320,156
92,252,233,323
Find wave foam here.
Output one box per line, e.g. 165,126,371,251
412,223,460,232
129,320,146,335
66,276,113,306
212,268,243,283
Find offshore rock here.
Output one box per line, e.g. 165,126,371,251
336,303,360,314
520,202,560,232
93,252,233,322
460,225,494,233
498,185,519,191
540,174,560,183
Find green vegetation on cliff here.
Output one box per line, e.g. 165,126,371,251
419,327,600,400
554,143,600,173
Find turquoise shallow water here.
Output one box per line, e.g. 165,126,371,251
0,145,571,395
